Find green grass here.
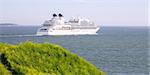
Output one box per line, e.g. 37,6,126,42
0,42,106,75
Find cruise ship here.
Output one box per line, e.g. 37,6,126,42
36,13,100,35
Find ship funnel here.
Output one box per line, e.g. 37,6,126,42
53,13,57,17
58,13,63,17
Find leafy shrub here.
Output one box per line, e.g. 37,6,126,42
0,63,11,75
0,42,106,75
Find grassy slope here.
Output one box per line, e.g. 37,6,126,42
0,42,106,75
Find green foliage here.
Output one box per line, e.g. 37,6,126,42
0,42,106,75
0,63,11,75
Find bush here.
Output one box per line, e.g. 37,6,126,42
0,63,11,75
0,42,106,75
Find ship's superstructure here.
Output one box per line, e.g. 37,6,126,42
36,13,100,35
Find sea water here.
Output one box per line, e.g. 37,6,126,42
0,26,149,75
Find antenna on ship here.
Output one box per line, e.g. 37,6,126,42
53,13,57,17
58,13,63,17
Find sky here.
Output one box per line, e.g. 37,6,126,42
0,0,148,26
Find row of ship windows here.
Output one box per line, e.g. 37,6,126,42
53,27,71,30
40,27,71,31
54,27,98,30
40,29,48,31
40,28,97,31
40,26,97,31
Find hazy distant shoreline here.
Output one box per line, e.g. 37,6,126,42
0,23,18,26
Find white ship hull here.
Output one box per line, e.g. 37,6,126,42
37,28,99,36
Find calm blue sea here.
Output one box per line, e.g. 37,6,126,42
0,25,149,75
